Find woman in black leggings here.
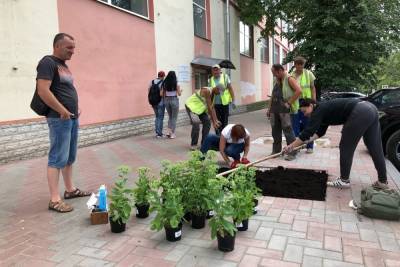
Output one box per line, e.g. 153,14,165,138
283,98,388,189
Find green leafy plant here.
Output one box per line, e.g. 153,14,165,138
209,188,237,239
228,166,261,223
133,167,152,206
183,150,219,216
109,165,134,224
149,181,184,230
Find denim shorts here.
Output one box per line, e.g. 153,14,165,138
47,118,79,169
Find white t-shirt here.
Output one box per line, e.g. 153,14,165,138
221,124,250,144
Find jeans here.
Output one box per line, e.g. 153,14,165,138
186,105,211,146
152,100,165,136
214,104,229,135
47,118,79,169
164,97,179,133
200,134,245,160
291,111,314,149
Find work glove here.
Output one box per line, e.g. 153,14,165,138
241,157,250,164
230,160,240,169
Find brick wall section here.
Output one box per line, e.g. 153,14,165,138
0,101,267,164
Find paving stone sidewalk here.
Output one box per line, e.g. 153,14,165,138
0,110,399,267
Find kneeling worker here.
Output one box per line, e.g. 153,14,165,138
201,124,250,168
283,98,388,189
185,87,221,150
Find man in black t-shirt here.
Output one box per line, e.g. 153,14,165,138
36,33,90,213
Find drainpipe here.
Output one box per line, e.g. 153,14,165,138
226,0,231,62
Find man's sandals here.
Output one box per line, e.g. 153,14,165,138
49,188,91,213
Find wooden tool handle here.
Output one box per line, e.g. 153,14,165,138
216,144,306,177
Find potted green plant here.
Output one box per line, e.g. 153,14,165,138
149,181,184,242
209,188,237,252
133,167,152,218
184,151,219,229
108,165,134,233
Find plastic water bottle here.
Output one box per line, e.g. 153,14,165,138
98,185,107,211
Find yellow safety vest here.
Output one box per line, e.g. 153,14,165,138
185,90,207,115
210,74,232,105
281,74,299,114
293,70,312,99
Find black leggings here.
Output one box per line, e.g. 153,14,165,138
214,104,229,135
340,101,387,182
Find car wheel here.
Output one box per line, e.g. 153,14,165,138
386,129,400,171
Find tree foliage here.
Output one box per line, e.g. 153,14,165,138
237,0,400,91
372,52,400,89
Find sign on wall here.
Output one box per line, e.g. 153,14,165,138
177,65,190,83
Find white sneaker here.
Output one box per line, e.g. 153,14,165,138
306,148,314,154
327,177,350,188
284,154,296,161
169,133,176,139
190,145,198,151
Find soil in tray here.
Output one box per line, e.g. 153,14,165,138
255,167,328,201
218,166,328,201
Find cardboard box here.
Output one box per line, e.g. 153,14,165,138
91,209,109,225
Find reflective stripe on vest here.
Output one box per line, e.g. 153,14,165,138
210,74,232,105
185,90,207,115
282,75,299,114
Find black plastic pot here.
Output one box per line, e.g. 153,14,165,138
164,223,182,242
235,219,249,231
217,231,236,252
110,218,126,233
206,210,214,219
135,203,150,218
183,211,192,222
253,198,259,215
191,213,206,229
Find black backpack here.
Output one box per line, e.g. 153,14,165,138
148,79,162,106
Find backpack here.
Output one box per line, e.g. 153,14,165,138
357,186,400,221
30,56,58,116
148,79,162,106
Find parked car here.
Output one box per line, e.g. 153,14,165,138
364,87,400,111
379,104,400,171
321,91,366,101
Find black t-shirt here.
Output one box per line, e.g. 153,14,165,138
36,55,78,118
299,98,361,141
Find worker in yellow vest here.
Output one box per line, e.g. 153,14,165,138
209,64,235,135
290,56,316,153
267,64,302,161
185,87,221,150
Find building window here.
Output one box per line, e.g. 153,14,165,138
273,43,280,64
259,37,269,63
98,0,148,18
194,70,209,89
240,21,253,57
193,0,206,38
282,50,288,69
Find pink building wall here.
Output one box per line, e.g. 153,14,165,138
261,63,272,100
240,55,256,104
57,0,157,125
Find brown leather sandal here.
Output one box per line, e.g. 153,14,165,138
64,188,92,199
48,200,73,213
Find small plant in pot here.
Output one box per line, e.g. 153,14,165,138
184,151,219,229
133,167,152,218
149,181,184,242
228,166,259,231
109,165,134,233
209,190,237,252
